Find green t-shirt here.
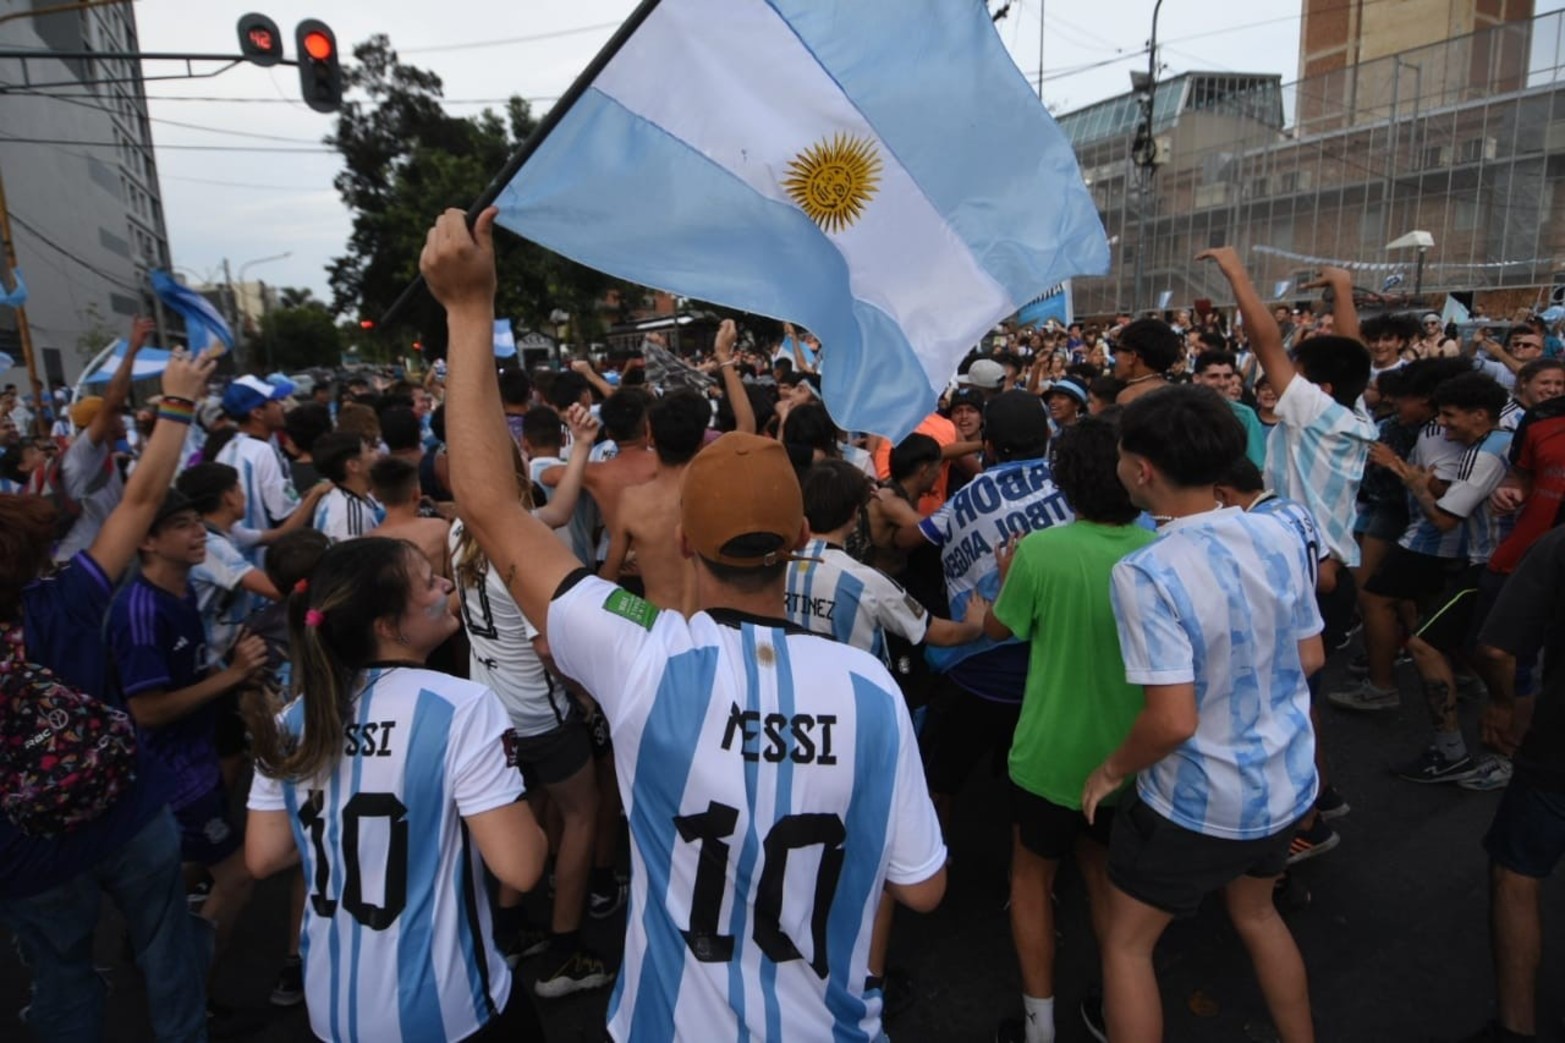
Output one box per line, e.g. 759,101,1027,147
993,520,1158,809
1229,399,1268,470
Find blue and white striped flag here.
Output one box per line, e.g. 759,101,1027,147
80,339,174,385
494,0,1108,440
493,318,517,359
150,269,234,354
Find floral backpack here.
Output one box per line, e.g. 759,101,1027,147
0,619,138,836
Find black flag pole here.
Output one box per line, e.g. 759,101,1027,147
379,0,666,327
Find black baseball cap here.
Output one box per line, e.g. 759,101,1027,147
949,387,985,413
983,390,1050,458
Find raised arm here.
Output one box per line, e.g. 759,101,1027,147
714,320,755,434
87,316,155,448
532,404,599,529
87,349,219,583
1197,247,1295,397
423,208,582,633
570,357,615,399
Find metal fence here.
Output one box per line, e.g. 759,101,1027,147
1064,9,1565,317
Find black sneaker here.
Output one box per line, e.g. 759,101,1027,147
1080,986,1108,1042
533,950,614,999
1315,785,1350,820
502,926,550,967
269,955,304,1007
994,1017,1026,1043
1286,817,1340,866
588,881,627,919
1394,746,1479,784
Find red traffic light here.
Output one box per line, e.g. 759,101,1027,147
302,30,333,61
359,319,375,330
237,13,283,67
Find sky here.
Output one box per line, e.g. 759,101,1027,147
128,0,1559,308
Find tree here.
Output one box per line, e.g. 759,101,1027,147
259,300,342,372
326,37,636,356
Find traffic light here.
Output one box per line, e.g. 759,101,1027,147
294,19,343,114
359,319,375,330
237,13,283,67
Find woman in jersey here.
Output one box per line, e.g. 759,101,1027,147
244,537,548,1042
450,403,612,997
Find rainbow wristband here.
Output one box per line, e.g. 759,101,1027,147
157,400,195,426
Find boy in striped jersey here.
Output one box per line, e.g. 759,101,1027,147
1085,386,1324,1043
1382,373,1514,783
311,431,386,542
430,208,947,1043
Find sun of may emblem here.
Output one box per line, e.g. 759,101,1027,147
783,133,883,234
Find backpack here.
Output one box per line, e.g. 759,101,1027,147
0,620,139,837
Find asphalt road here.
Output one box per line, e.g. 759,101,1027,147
5,655,1563,1042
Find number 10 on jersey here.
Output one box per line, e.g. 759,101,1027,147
675,801,846,978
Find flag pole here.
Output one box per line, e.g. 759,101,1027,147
0,163,48,438
380,0,667,327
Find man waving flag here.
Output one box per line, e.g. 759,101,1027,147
488,0,1108,440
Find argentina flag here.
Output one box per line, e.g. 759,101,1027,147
492,0,1108,440
151,269,235,354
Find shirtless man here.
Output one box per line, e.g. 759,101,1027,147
598,389,711,616
368,456,451,578
539,387,658,573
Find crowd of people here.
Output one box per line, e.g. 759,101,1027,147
0,207,1561,1043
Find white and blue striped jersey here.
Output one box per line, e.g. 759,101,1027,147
1110,507,1322,840
1408,422,1489,557
248,667,524,1043
1247,492,1325,587
785,540,929,664
547,574,946,1043
1500,396,1525,432
313,486,386,543
189,526,258,669
215,432,298,564
916,458,1073,678
1263,377,1376,567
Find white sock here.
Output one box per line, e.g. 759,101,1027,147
1022,994,1056,1043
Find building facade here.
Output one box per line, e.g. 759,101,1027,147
0,0,171,388
1060,7,1565,319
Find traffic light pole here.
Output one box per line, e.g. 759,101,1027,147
0,48,296,94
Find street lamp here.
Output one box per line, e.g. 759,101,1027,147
1386,230,1434,298
1130,0,1165,317
235,251,291,370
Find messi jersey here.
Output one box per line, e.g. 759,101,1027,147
1248,492,1325,587
248,668,524,1043
547,574,945,1043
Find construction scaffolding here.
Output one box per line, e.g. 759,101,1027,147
1062,9,1565,317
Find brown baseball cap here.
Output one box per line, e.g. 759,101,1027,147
682,432,803,568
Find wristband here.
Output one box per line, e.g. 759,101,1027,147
160,395,195,408
157,401,195,426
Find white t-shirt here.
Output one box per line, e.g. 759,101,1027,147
53,430,124,563
528,455,597,564
785,540,929,665
313,486,386,543
247,667,523,1043
547,574,945,1043
449,520,575,737
1110,507,1323,840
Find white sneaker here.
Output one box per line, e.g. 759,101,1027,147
1458,755,1513,791
1327,679,1400,711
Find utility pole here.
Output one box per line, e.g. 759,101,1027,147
0,164,49,438
1131,0,1165,317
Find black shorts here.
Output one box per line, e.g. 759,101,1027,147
174,784,244,867
1356,504,1409,543
1484,781,1565,879
1012,783,1115,860
213,691,247,759
1316,568,1358,654
921,678,1021,796
581,702,613,758
511,718,593,792
1108,791,1295,918
1363,545,1466,603
1414,565,1501,656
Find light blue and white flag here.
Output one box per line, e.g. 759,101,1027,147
1156,289,1174,310
1272,280,1292,300
1016,282,1073,329
493,318,517,359
0,351,14,373
150,269,234,354
80,339,174,385
0,268,27,309
493,0,1108,440
1441,294,1471,326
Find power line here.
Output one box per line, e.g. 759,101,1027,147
399,20,620,55
1,136,334,153
160,172,329,192
9,213,142,294
1,84,325,143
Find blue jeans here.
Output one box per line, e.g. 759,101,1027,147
0,807,209,1042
